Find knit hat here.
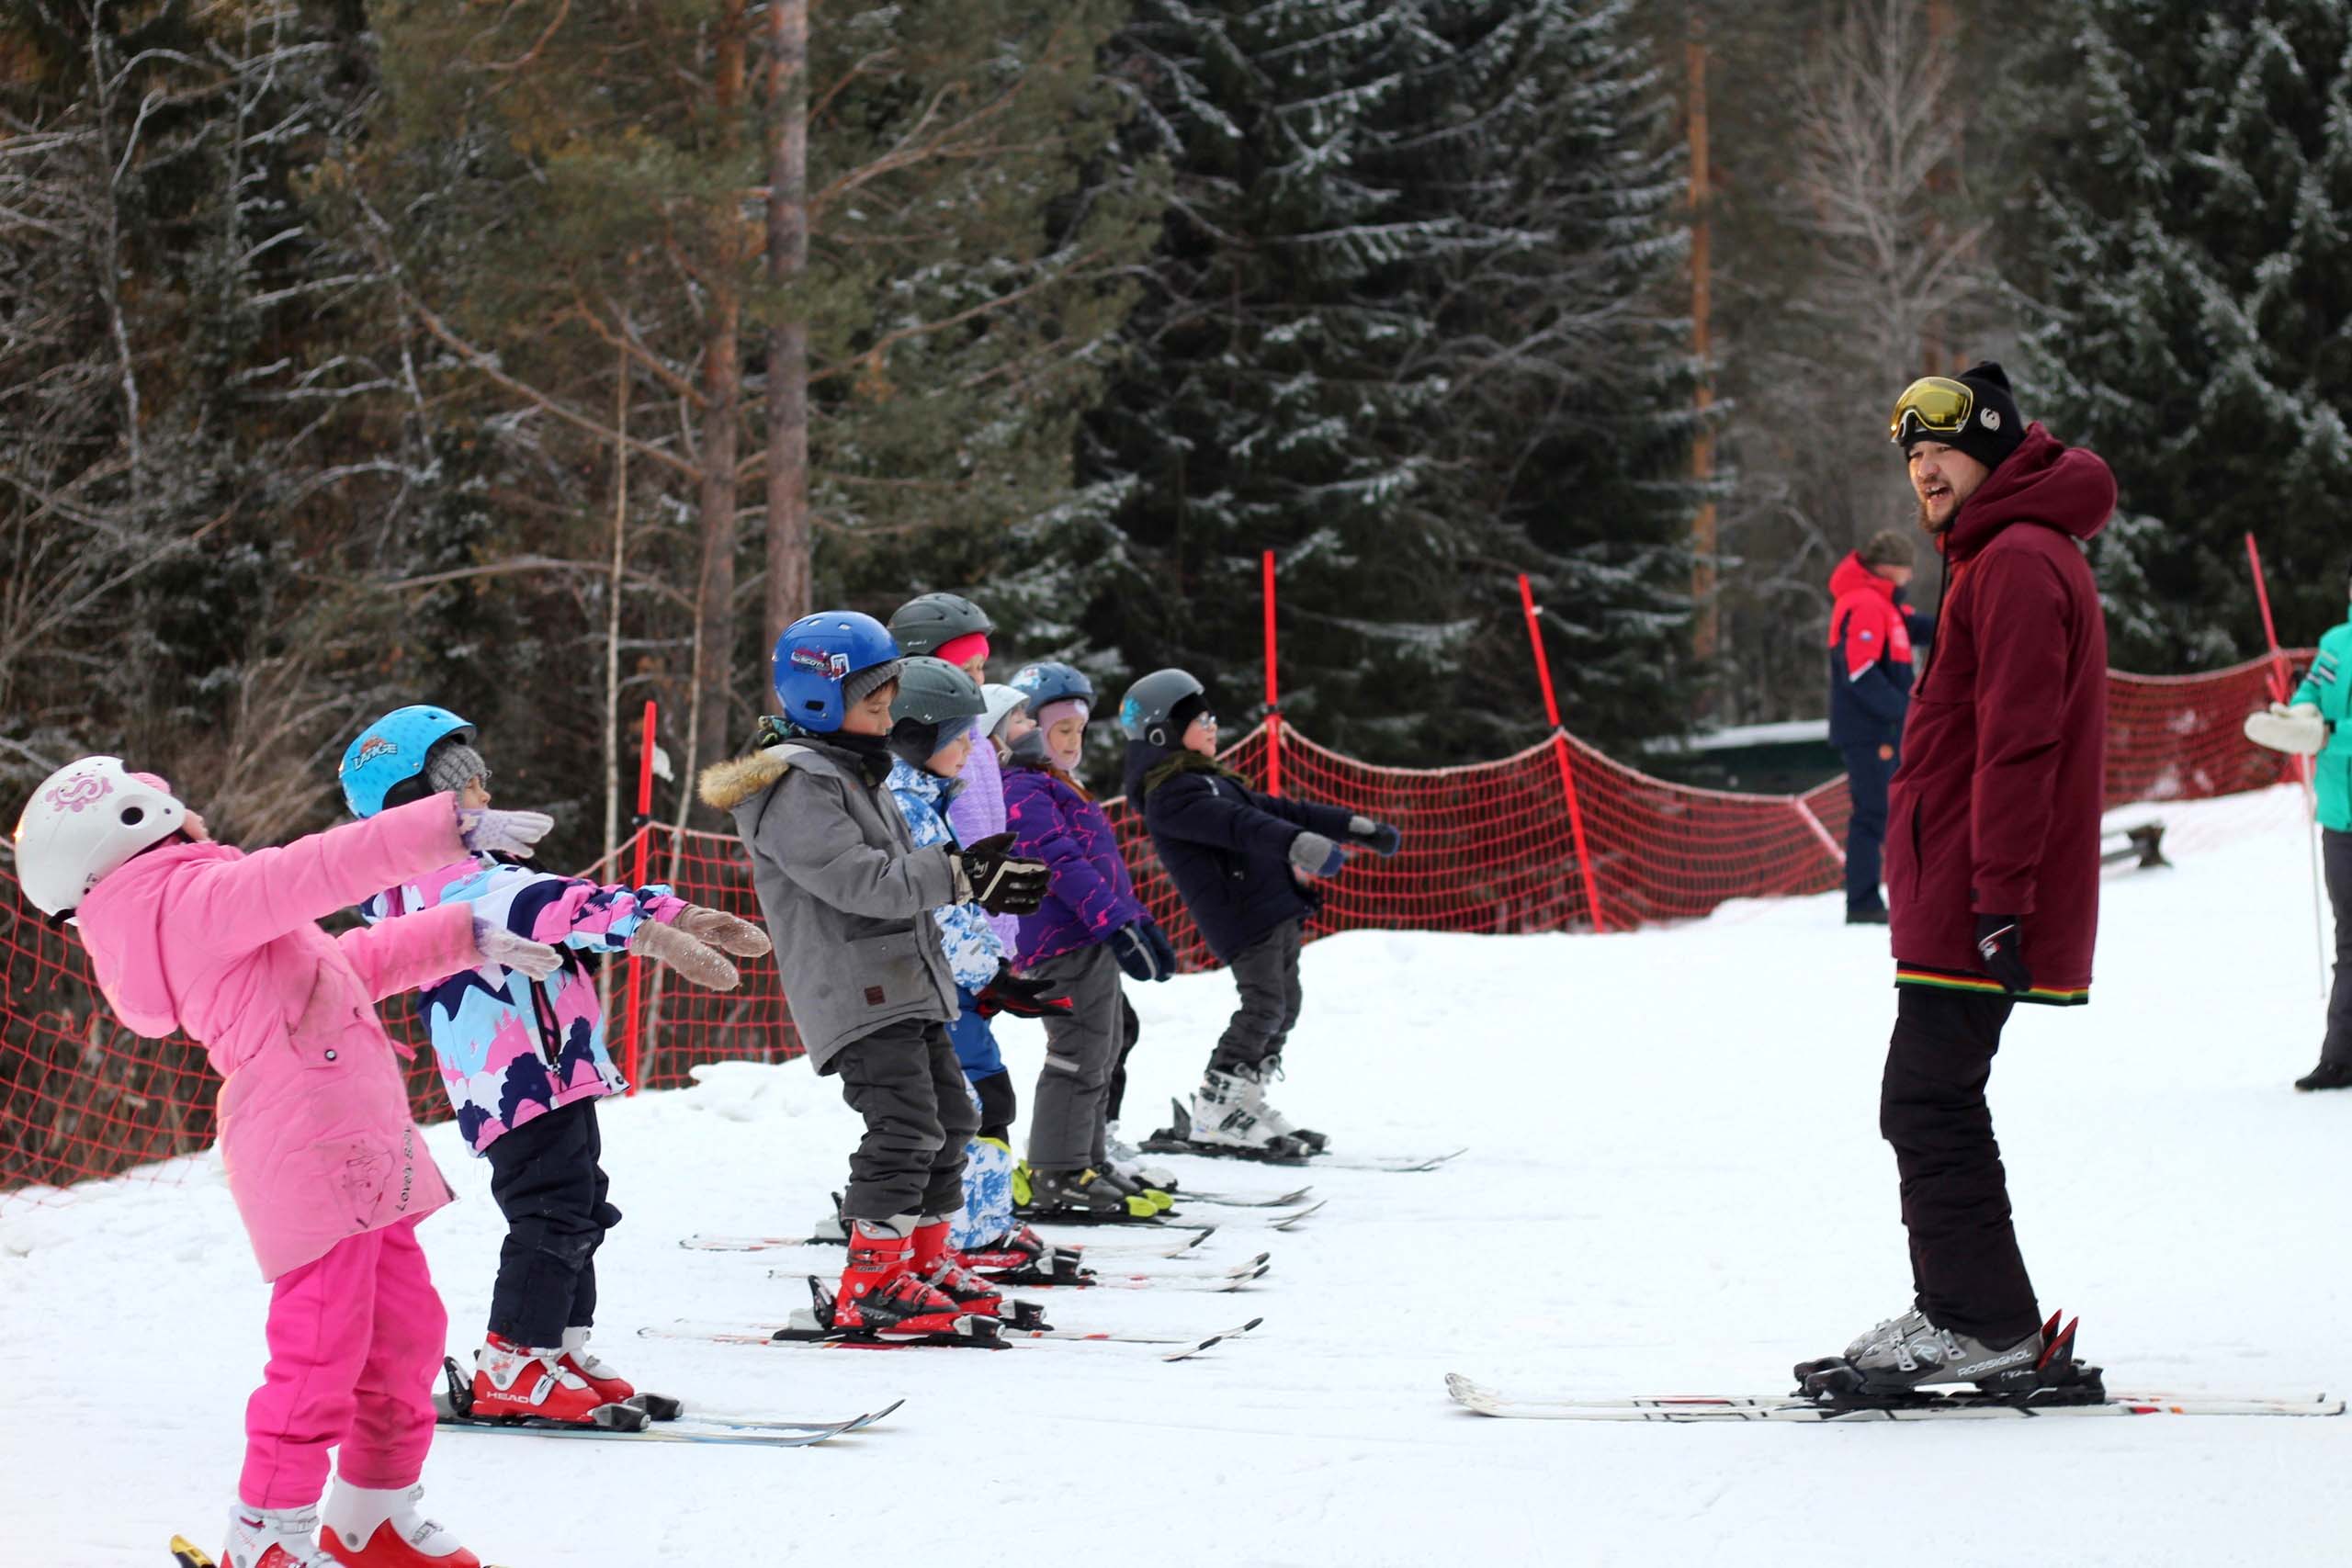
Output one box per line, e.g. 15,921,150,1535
1895,360,2025,473
1168,692,1211,737
841,658,905,709
424,739,490,795
934,631,990,672
1860,529,1914,570
1034,696,1090,732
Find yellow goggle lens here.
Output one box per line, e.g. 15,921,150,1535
1889,377,1974,445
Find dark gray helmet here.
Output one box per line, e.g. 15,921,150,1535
890,656,987,725
888,592,994,657
888,657,987,766
1118,668,1206,746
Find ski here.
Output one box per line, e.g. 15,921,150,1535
1165,1184,1316,1209
1312,1147,1467,1174
649,1316,1263,1362
171,1538,514,1568
1444,1374,2346,1423
678,1226,1219,1258
765,1259,1270,1292
430,1358,904,1441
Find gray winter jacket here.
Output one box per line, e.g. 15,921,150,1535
700,734,960,1071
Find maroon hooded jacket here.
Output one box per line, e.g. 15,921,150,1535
1884,423,2117,1005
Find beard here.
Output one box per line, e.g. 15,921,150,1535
1917,492,1953,536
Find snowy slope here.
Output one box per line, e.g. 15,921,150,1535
5,784,2347,1568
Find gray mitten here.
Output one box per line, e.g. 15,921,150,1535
1288,830,1345,878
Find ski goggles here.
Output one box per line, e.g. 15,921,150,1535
1888,376,1974,446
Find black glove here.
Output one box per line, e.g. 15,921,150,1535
1107,919,1178,982
974,962,1074,1020
1974,914,2032,996
956,832,1051,917
1347,814,1402,857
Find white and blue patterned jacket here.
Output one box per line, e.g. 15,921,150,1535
886,759,1006,992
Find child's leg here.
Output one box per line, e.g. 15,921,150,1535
338,1214,447,1492
1089,988,1132,1171
1105,994,1142,1123
1025,945,1122,1172
833,1017,952,1224
973,1069,1018,1145
1263,920,1306,1066
239,1230,387,1509
921,1022,981,1221
1208,924,1295,1075
571,1100,622,1331
482,1099,603,1348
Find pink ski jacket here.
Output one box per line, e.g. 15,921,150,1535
75,795,479,1280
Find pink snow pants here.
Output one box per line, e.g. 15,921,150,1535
240,1213,447,1509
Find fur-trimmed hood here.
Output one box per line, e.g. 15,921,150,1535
699,748,797,813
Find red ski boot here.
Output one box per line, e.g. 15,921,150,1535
910,1218,1005,1316
959,1224,1089,1285
217,1504,337,1568
320,1483,481,1568
831,1221,978,1337
557,1325,635,1404
468,1333,606,1424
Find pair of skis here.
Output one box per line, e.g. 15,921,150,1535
757,1255,1270,1294
644,1314,1264,1362
430,1355,900,1447
1444,1374,2346,1423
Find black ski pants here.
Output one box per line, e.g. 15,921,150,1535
1840,742,1897,915
1209,919,1304,1074
1879,986,2041,1345
2322,828,2352,1066
484,1098,619,1348
831,1016,977,1224
1105,996,1143,1124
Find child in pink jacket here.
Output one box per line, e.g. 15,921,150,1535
14,757,560,1568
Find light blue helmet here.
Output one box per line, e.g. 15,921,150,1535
1008,660,1094,711
340,705,473,818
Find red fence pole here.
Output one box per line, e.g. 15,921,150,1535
2246,534,2316,791
1518,574,1608,933
1262,548,1283,796
623,700,657,1095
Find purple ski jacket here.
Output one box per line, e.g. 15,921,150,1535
946,733,1021,952
1001,759,1147,967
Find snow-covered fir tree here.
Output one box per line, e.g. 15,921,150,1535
2015,0,2352,663
1075,0,1696,761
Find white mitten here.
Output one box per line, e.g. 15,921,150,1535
473,917,564,978
2245,701,2326,756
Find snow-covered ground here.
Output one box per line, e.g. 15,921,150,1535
6,783,2348,1567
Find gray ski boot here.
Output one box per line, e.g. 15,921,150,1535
1796,1308,2096,1404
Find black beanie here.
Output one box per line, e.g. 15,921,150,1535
1903,360,2026,474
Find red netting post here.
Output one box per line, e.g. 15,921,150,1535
1518,573,1608,933
623,700,657,1095
1262,548,1283,796
2247,533,2328,993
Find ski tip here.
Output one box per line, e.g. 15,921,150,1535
170,1537,218,1568
865,1396,909,1426
1239,1315,1266,1332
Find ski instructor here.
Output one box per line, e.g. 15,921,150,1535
1803,362,2118,1399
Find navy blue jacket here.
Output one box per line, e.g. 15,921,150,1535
1125,743,1355,964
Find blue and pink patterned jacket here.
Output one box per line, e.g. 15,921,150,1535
1001,760,1148,968
885,758,1006,992
358,858,684,1154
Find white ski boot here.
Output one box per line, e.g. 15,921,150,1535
219,1504,337,1568
1190,1067,1307,1156
320,1480,481,1567
1233,1058,1328,1152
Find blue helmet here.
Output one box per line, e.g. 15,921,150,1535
1009,660,1095,712
341,705,474,818
773,611,901,734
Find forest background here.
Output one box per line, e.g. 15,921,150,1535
6,0,2349,869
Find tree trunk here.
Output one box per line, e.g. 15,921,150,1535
763,0,811,647
691,0,750,797
1686,9,1718,672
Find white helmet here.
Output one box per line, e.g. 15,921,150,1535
13,757,189,918
979,682,1031,739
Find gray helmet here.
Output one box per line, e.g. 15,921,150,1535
1118,668,1206,747
888,657,987,767
888,592,994,657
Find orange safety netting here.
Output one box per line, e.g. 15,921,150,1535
0,652,2303,1203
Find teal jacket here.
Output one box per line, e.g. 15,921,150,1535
2292,615,2352,832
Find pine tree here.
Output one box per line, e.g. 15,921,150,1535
2013,0,2352,665
1073,0,1696,764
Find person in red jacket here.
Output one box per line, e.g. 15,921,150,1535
1826,530,1933,924
1797,361,2118,1404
